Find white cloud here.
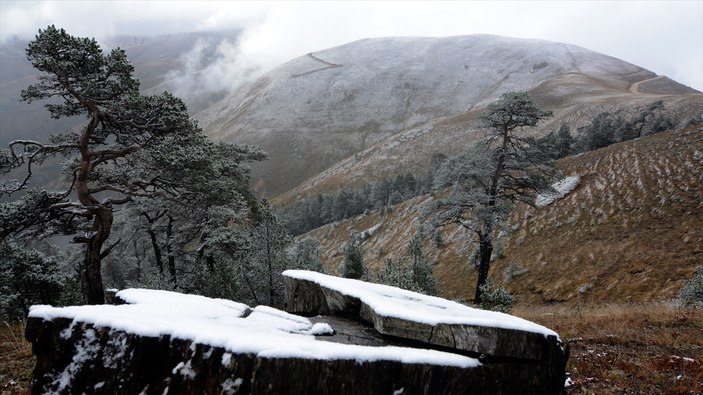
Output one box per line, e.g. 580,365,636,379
1,0,701,91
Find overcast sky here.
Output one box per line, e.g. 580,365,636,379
1,0,701,91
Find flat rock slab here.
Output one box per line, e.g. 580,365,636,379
284,270,567,387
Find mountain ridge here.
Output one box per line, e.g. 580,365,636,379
197,34,700,197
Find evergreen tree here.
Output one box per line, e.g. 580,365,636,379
0,26,264,304
248,200,290,307
341,234,366,279
407,236,439,296
0,240,64,321
376,257,415,290
288,238,326,273
554,123,575,159
429,91,554,304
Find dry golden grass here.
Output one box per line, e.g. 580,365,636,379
308,128,703,305
0,321,33,394
515,303,703,394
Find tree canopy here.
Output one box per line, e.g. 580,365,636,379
1,26,264,304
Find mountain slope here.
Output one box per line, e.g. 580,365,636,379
300,127,703,305
199,34,700,197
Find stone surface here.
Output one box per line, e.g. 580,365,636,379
25,276,568,394
25,318,505,394
284,272,568,392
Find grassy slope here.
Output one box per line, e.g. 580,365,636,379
516,303,703,394
0,322,32,394
305,127,703,305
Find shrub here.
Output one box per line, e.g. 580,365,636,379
678,267,703,308
479,280,515,313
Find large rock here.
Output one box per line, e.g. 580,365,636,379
26,276,567,394
284,270,568,390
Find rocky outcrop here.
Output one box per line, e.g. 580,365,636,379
25,318,491,394
284,270,568,393
26,274,567,394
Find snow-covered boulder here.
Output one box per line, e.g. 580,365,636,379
284,270,568,391
25,277,567,394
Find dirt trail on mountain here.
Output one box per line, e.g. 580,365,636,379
291,53,342,78
628,75,664,93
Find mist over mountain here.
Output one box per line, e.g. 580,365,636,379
0,30,241,146
196,35,700,197
2,33,700,198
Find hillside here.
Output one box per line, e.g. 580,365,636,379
198,34,701,197
301,126,703,305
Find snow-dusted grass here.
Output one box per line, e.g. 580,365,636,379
284,270,558,338
29,289,480,368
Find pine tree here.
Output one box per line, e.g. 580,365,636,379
0,26,264,304
429,91,554,304
0,240,64,321
341,234,366,279
408,236,439,296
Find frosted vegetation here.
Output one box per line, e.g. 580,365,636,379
678,267,703,308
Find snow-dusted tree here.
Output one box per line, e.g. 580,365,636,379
287,238,326,273
430,91,553,304
408,235,439,296
0,26,263,304
541,123,575,160
341,234,366,279
678,267,703,308
0,240,64,321
248,200,290,307
376,257,415,290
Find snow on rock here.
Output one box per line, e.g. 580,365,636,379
536,175,581,207
26,282,568,393
360,223,382,240
283,270,557,338
28,289,477,368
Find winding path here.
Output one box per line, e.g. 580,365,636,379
291,52,343,78
628,75,664,94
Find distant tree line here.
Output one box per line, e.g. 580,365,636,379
279,155,447,236
538,100,683,159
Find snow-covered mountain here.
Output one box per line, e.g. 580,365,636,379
198,35,701,197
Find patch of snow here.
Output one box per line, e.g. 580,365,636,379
393,387,405,395
305,322,335,336
172,360,196,380
29,289,479,368
564,377,573,388
536,176,581,207
48,328,100,394
360,223,382,240
282,270,558,338
222,378,244,395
